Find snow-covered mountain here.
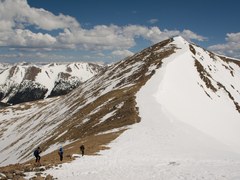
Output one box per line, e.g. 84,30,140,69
0,36,240,179
0,62,104,105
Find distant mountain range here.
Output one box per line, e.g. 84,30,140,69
0,62,104,105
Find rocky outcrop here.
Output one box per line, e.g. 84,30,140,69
50,73,81,97
8,80,48,104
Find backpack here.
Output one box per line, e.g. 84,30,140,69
59,147,63,154
34,149,38,156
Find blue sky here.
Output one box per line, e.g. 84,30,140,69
0,0,240,63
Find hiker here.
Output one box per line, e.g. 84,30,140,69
58,146,64,161
80,144,85,156
34,147,41,163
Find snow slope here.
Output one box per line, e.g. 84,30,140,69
154,37,240,153
0,63,10,72
37,37,240,179
34,62,99,97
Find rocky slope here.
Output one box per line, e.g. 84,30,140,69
0,62,104,105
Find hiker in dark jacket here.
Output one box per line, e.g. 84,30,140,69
58,146,64,161
80,144,85,156
34,147,41,163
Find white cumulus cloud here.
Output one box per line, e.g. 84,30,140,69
122,26,206,44
0,0,207,58
57,25,135,50
0,0,79,31
208,32,240,58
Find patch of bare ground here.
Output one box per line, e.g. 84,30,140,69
197,83,212,99
208,51,218,61
194,59,240,113
66,66,72,72
218,55,240,76
24,66,41,81
217,82,240,113
220,63,234,77
218,55,240,67
194,59,217,92
189,44,196,55
57,72,71,80
9,66,18,77
0,38,176,178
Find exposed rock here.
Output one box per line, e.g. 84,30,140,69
49,75,81,97
13,170,25,176
45,174,53,180
8,80,48,104
30,175,45,180
6,173,13,179
0,173,7,180
33,167,46,172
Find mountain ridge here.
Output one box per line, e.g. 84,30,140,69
0,36,240,179
0,37,175,166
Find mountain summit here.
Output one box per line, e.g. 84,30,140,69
0,37,240,179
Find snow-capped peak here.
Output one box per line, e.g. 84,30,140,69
172,35,188,43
